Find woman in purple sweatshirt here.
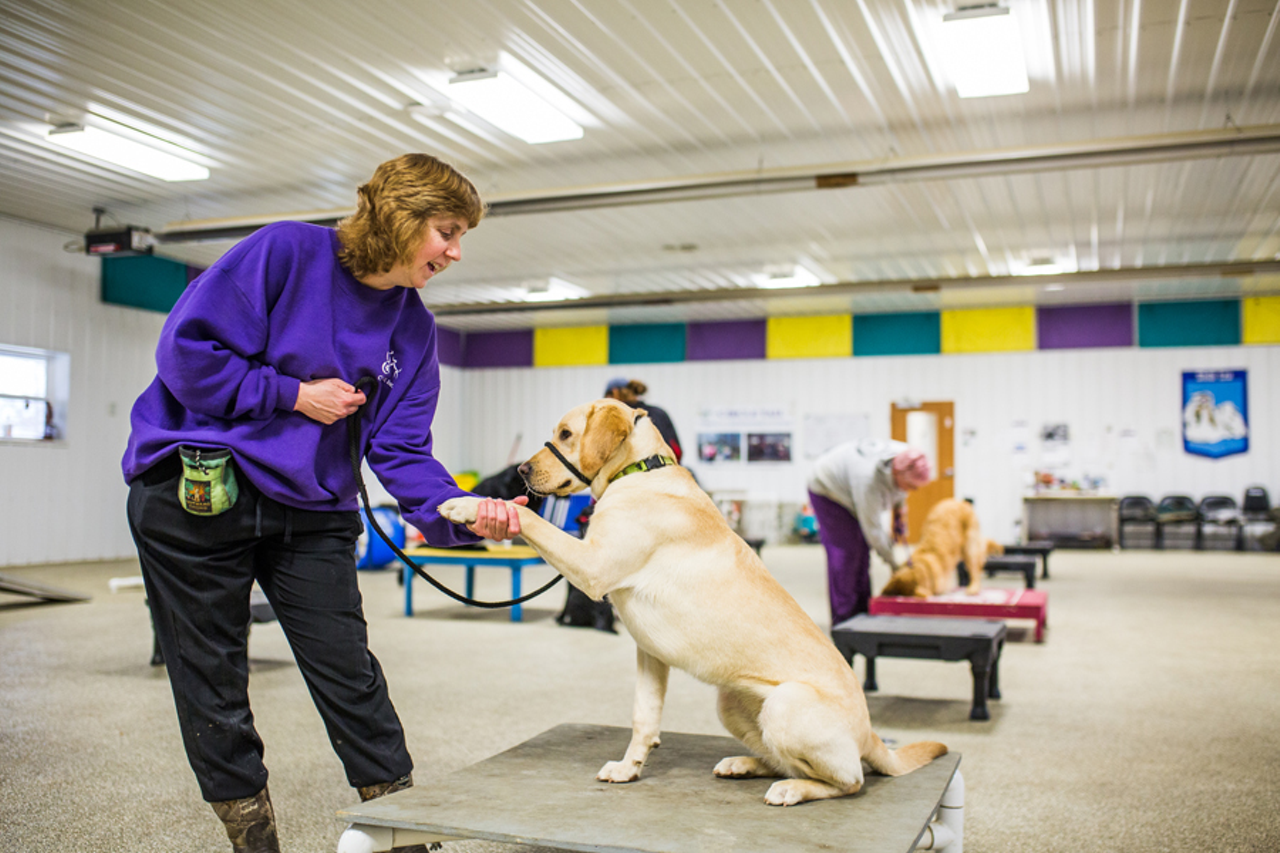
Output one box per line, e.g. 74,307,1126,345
123,154,521,853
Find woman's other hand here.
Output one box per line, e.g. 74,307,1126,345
295,378,367,425
468,496,528,541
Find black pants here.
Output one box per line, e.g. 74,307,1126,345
127,455,412,802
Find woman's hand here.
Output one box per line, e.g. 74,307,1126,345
468,496,528,541
294,378,367,425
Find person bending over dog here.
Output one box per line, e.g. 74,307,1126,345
122,154,524,853
806,439,932,626
882,498,989,598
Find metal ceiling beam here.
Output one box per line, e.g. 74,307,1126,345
155,124,1280,245
427,260,1280,316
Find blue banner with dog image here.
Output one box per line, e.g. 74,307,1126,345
1182,370,1248,459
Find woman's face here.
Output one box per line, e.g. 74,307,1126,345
387,215,468,290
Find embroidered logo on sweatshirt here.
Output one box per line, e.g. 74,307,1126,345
379,351,401,388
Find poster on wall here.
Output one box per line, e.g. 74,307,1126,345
697,432,742,463
1182,369,1248,459
747,432,792,462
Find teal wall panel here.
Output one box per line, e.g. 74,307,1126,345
1138,300,1240,348
101,255,191,313
609,323,686,364
853,312,941,356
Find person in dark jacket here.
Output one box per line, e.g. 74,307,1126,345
603,377,682,462
122,153,523,853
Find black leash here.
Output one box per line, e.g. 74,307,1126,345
348,376,562,609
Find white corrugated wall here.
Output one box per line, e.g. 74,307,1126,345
0,217,165,566
2,210,1277,565
457,347,1278,545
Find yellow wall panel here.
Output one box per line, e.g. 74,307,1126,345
533,325,609,367
765,315,851,359
941,306,1036,353
1242,296,1280,344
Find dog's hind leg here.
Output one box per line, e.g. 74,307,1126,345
963,518,986,593
598,649,669,783
713,688,783,779
756,683,866,806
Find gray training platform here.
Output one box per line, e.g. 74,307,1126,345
336,723,962,853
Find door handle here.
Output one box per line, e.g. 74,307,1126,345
944,468,955,477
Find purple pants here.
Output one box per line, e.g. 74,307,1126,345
809,491,872,627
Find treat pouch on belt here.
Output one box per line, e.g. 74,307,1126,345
178,446,239,515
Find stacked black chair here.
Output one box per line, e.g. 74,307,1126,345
1240,486,1275,551
1155,494,1199,550
1117,495,1158,549
1197,494,1242,551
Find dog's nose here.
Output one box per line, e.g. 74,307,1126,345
517,462,531,478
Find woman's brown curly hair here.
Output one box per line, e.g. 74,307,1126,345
336,153,486,280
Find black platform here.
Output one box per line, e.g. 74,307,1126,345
832,614,1006,721
1001,540,1054,579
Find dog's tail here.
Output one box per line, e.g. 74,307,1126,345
863,732,948,777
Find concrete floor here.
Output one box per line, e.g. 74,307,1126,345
2,546,1279,853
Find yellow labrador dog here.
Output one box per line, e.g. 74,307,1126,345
439,399,946,806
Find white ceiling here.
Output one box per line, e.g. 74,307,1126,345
2,0,1279,331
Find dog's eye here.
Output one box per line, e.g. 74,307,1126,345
559,429,572,442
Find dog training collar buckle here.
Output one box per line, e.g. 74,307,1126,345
544,441,593,486
609,454,676,483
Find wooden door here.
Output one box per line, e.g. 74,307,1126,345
891,401,955,543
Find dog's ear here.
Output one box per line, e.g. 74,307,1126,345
580,403,633,477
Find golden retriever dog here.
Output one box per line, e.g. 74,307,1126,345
438,399,947,806
881,498,987,598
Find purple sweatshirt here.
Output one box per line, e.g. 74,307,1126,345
122,221,481,547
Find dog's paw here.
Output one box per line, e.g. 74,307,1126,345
763,779,807,807
437,497,479,525
596,760,641,784
714,756,767,778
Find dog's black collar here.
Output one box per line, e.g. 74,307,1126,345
543,411,650,488
544,441,593,486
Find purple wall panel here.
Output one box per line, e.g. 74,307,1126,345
1037,303,1133,349
687,319,767,361
463,329,534,368
437,327,464,367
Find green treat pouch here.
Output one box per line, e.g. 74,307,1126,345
177,446,239,516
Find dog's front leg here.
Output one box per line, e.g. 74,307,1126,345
438,497,644,600
597,649,669,783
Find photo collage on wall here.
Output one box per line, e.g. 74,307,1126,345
696,407,793,465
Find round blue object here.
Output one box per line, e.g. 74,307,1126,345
355,506,405,569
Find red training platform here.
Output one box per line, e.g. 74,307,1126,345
870,587,1048,642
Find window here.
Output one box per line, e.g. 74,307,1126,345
0,345,69,441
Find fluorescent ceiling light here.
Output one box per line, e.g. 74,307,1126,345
1011,255,1078,277
448,69,583,144
46,124,209,181
518,277,589,303
939,5,1030,98
754,265,822,290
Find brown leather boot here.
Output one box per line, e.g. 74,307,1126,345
357,775,437,852
210,786,280,853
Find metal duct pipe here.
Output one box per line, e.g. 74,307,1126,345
427,260,1280,316
155,125,1280,245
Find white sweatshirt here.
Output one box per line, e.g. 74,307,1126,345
806,439,909,569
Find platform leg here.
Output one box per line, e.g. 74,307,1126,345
511,566,522,622
1040,553,1050,580
1024,564,1035,589
338,823,459,853
465,565,475,601
988,640,1002,700
403,565,413,617
863,654,878,692
968,660,991,720
922,769,965,851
